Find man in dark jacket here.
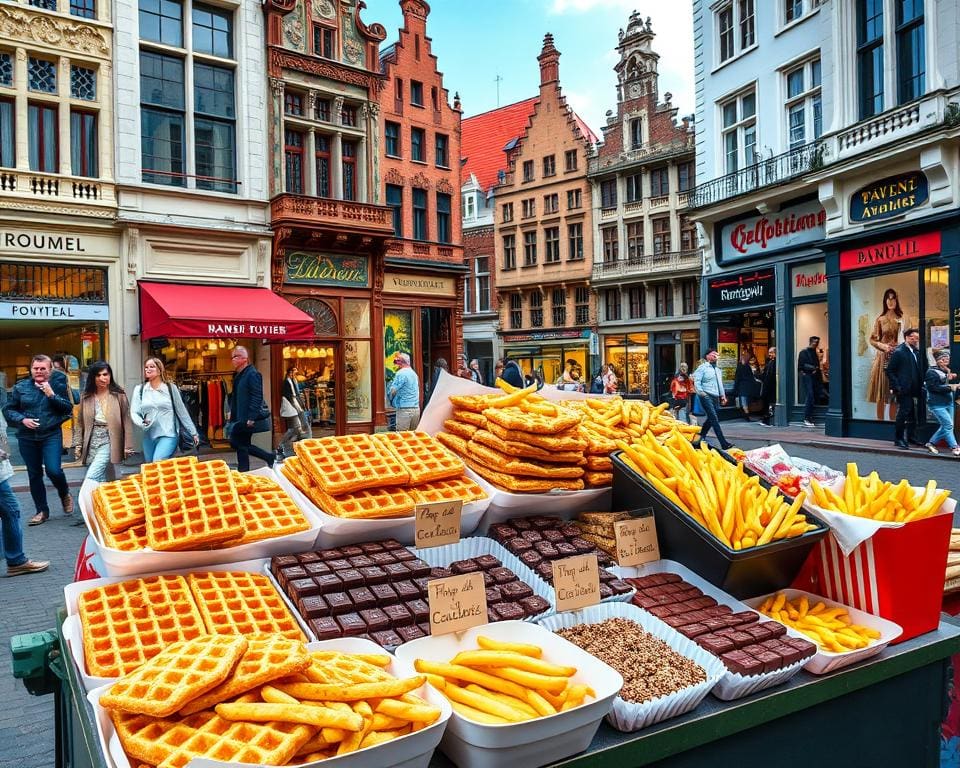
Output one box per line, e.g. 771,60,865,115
759,347,776,426
500,357,525,389
797,337,822,427
228,346,274,471
2,354,74,525
885,328,926,449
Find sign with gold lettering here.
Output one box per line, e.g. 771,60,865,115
850,172,929,222
383,272,456,296
427,572,487,636
414,500,462,549
552,554,601,612
614,513,660,567
284,251,369,287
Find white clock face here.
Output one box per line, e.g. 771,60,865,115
629,83,640,97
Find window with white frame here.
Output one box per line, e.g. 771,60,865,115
720,88,756,174
785,0,803,23
785,57,821,150
475,256,490,312
717,0,755,64
463,192,475,219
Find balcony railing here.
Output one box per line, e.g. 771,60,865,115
271,193,394,234
0,169,115,211
689,140,824,209
593,249,701,280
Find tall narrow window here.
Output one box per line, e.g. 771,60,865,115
785,57,822,150
523,231,537,266
386,183,402,236
542,154,556,177
605,289,621,322
739,0,755,48
413,188,427,240
284,92,303,116
629,287,645,319
785,0,803,23
551,288,566,326
678,161,694,192
630,118,642,149
284,129,304,194
896,0,924,104
313,24,336,59
342,140,356,201
544,227,560,262
476,257,490,312
315,98,331,122
530,292,543,328
567,223,583,260
718,5,734,62
411,127,424,162
681,216,697,251
575,286,590,325
315,134,330,197
140,51,185,186
194,62,236,191
28,102,58,173
543,193,559,214
340,104,357,127
625,173,642,203
626,222,643,260
857,0,884,119
0,53,11,87
70,110,98,177
192,3,232,57
522,160,534,182
394,78,403,112
564,149,577,171
502,202,513,222
410,80,423,106
503,234,516,270
682,280,701,315
0,98,14,168
602,227,618,263
435,133,449,167
655,283,673,316
600,179,617,208
510,293,522,329
567,188,582,209
720,88,756,174
385,121,400,157
436,192,451,243
652,217,671,254
650,167,669,197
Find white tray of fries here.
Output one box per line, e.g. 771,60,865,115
537,601,725,732
610,560,808,701
394,620,622,768
78,468,323,578
63,558,311,693
87,637,453,768
743,589,902,675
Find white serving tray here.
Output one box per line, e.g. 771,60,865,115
743,588,902,675
537,601,725,732
88,637,452,768
78,468,322,578
273,462,491,550
611,559,808,700
63,558,309,692
394,620,622,768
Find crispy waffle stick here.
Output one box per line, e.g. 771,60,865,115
463,456,585,492
373,431,465,484
443,418,479,440
436,431,471,457
580,427,618,455
468,440,585,479
452,409,487,428
579,511,632,525
471,428,586,464
584,470,614,488
585,455,613,471
486,421,587,452
484,406,582,435
449,394,503,413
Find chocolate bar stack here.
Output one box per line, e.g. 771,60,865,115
488,515,633,599
625,573,816,676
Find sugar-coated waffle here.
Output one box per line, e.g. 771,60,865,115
77,575,207,678
407,476,488,505
99,635,247,717
294,434,409,494
372,430,465,484
187,571,306,641
92,475,146,533
315,485,416,519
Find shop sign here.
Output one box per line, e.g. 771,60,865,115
850,172,929,223
504,329,591,344
839,231,941,272
720,200,826,262
0,301,108,321
791,261,827,298
708,270,775,310
383,272,456,297
284,251,368,287
0,231,85,252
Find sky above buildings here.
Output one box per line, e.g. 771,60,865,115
366,0,694,134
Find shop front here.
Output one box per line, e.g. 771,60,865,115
788,260,830,422
500,329,594,389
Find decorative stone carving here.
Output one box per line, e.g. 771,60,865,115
436,179,454,194
269,77,285,96
366,101,380,118
312,0,335,19
344,39,363,65
384,168,404,185
0,7,109,56
283,10,304,49
270,49,379,90
411,172,430,189
126,227,139,290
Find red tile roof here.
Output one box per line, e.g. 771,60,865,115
573,114,599,145
461,98,538,192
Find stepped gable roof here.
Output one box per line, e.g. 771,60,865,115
461,97,538,191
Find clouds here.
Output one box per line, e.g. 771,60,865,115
548,0,635,12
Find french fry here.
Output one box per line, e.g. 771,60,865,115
475,636,543,658
215,702,364,730
374,698,442,724
441,681,532,722
450,650,576,677
278,676,426,702
450,700,510,724
414,659,531,700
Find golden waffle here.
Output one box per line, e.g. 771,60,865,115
373,430,465,484
294,434,408,495
586,455,613,471
443,418,478,439
101,522,149,552
234,486,310,545
436,431,470,457
464,456,585,492
486,421,588,452
78,575,207,678
584,470,614,488
146,460,245,552
141,456,198,508
316,486,415,519
484,406,582,435
407,476,488,505
471,428,586,464
452,408,487,428
92,476,146,533
100,635,247,717
468,440,585,480
449,394,502,413
179,635,310,716
188,571,306,641
231,471,279,496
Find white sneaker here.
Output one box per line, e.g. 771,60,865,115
803,420,815,427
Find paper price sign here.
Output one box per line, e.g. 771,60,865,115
414,499,463,549
552,554,601,612
427,572,487,636
614,513,660,567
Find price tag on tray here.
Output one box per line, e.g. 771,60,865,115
552,554,601,612
427,572,487,636
614,510,660,567
414,499,463,549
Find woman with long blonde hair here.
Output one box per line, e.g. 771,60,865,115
130,357,198,462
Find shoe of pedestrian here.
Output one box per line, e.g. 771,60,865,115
952,447,960,457
894,439,909,449
803,420,815,427
27,512,48,526
925,443,939,454
760,421,772,427
61,494,74,515
7,559,49,577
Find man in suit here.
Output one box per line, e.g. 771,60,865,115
228,346,274,471
797,337,822,428
759,347,776,426
886,328,927,449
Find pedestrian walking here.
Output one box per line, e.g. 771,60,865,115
0,410,49,576
499,357,525,389
131,357,199,462
468,359,484,386
388,352,421,431
733,352,761,421
228,346,274,471
759,347,777,426
669,363,696,424
692,348,733,450
797,336,823,427
277,365,309,455
924,349,960,456
456,355,473,381
72,362,135,483
1,354,74,526
886,328,926,450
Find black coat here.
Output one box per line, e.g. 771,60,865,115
886,343,925,397
797,347,821,378
760,359,777,399
230,364,266,424
733,363,761,399
500,361,524,389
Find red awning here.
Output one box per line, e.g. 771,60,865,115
139,281,315,340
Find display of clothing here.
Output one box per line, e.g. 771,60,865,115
867,314,903,404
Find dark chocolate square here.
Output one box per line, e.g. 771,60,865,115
320,547,344,561
474,554,502,570
512,518,532,530
272,555,298,574
339,545,364,558
309,616,340,640
485,587,503,604
599,584,613,599
287,578,320,601
326,558,351,571
521,529,543,542
482,572,495,588
489,567,516,585
383,603,413,627
359,608,390,631
304,562,332,576
393,548,415,562
370,583,398,606
413,577,431,594
763,621,786,638
337,569,364,590
404,560,431,578
370,629,403,647
698,633,736,656
297,595,329,619
348,587,376,611
371,551,397,566
519,595,550,616
560,524,581,538
393,580,420,601
358,566,388,585
542,529,565,543
492,602,525,621
279,565,308,586
598,569,615,583
407,598,429,622
325,591,353,615
519,551,543,568
359,541,385,553
608,579,632,595
533,541,559,558
396,624,426,643
555,543,578,557
506,537,533,553
721,651,762,676
315,573,343,594
450,559,481,574
384,562,411,580
381,539,403,550
500,581,533,601
347,555,375,569
755,650,783,674
336,612,367,637
678,622,710,638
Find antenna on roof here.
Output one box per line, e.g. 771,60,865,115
494,74,503,107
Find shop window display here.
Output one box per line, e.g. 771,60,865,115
793,302,828,405
603,333,649,396
281,345,337,433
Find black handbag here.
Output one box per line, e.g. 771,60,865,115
168,384,198,453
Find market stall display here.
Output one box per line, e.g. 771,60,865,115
729,444,842,498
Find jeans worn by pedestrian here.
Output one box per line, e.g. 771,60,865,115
85,442,117,483
142,433,179,463
18,430,69,516
928,405,958,450
698,394,731,449
230,425,274,472
0,479,27,568
801,374,818,423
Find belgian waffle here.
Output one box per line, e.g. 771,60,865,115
234,487,310,544
315,486,416,519
442,418,478,440
486,421,588,452
451,408,488,428
373,430,465,484
178,635,311,716
294,434,409,494
92,475,146,533
77,575,207,678
146,459,245,552
407,476,488,505
101,522,149,552
449,394,502,413
141,456,198,508
471,428,587,464
188,571,306,641
99,635,247,717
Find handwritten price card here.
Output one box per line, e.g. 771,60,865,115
414,499,463,549
427,572,487,636
552,554,601,612
614,513,660,567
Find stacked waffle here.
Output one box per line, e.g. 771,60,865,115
280,432,487,519
77,571,305,678
89,457,309,552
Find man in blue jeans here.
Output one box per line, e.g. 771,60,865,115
692,348,733,450
2,355,73,526
0,416,49,575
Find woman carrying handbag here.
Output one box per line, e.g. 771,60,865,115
73,362,136,483
131,357,199,462
278,365,307,454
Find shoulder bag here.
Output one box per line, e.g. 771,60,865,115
167,384,199,453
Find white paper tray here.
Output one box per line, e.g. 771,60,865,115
394,620,622,768
88,637,452,768
273,462,491,549
611,560,807,701
63,558,309,692
536,601,724,731
743,588,902,675
77,468,322,578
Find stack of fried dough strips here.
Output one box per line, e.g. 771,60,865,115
89,457,309,552
570,511,633,557
102,638,442,767
281,432,486,519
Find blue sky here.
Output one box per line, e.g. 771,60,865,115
364,0,694,134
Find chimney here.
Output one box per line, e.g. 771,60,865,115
538,33,560,88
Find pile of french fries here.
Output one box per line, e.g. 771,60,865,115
808,464,950,523
757,593,881,653
415,636,593,724
619,432,818,550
